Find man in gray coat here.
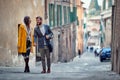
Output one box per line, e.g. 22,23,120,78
34,16,53,73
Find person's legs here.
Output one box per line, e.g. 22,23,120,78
45,47,51,73
24,58,30,72
22,50,30,73
24,57,27,72
40,48,46,73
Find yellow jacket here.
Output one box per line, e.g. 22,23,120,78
18,24,33,53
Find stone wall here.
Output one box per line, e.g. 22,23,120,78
0,0,45,67
104,18,112,47
112,0,120,74
51,23,77,63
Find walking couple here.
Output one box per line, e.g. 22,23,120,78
18,16,53,74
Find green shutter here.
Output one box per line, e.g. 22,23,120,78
57,5,62,26
60,5,62,25
57,5,59,26
70,12,73,23
108,0,112,8
49,4,55,27
73,7,77,21
53,4,55,27
63,6,67,24
70,7,77,23
84,23,86,29
103,0,106,10
68,6,70,23
49,4,52,27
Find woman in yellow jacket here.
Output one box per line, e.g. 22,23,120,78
18,16,33,73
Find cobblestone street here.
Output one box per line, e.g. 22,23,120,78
0,52,120,80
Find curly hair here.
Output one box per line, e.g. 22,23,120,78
24,16,30,25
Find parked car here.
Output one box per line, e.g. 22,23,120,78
99,47,111,62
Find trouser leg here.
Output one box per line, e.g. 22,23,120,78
45,48,51,73
40,48,46,73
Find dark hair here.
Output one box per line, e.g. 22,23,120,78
24,16,30,25
36,16,42,20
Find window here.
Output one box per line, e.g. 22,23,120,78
70,7,77,22
57,5,62,26
49,4,55,27
67,6,70,23
73,7,77,21
63,6,67,24
62,0,70,2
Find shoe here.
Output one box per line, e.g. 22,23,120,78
47,68,51,73
41,69,46,74
24,66,30,73
24,58,30,73
41,70,46,74
27,66,30,72
24,68,27,73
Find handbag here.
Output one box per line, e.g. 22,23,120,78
48,42,53,53
47,38,53,53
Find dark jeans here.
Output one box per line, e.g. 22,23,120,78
39,46,51,70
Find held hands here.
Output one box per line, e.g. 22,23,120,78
33,43,37,46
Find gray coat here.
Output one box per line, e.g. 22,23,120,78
34,24,53,49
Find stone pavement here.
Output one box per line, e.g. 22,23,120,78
0,52,120,80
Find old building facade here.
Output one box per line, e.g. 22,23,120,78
76,0,84,54
101,0,112,47
46,0,84,62
0,0,84,66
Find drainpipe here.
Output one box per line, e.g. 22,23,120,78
44,0,48,20
111,0,115,71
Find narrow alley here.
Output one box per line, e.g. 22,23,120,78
1,0,120,80
0,52,120,80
